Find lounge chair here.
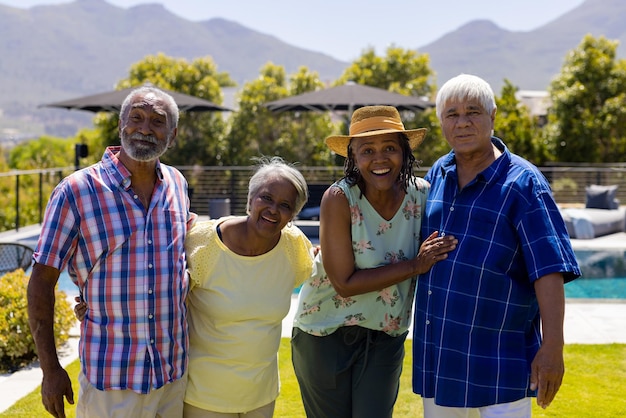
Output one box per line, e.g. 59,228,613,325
0,242,34,275
560,184,626,239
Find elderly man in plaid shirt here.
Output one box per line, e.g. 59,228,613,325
412,74,580,418
28,86,196,418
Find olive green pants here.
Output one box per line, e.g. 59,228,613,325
291,326,407,418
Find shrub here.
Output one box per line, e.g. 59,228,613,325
551,177,579,203
0,269,75,372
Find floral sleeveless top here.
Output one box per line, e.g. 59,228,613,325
293,177,429,337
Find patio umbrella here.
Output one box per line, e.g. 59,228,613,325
264,82,433,114
41,84,232,113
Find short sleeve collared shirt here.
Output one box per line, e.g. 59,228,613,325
295,177,429,337
34,146,194,394
412,138,580,407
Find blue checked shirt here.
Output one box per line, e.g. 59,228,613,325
412,138,580,407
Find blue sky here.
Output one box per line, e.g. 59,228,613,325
2,0,585,61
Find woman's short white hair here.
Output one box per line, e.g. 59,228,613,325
435,74,497,121
246,156,309,216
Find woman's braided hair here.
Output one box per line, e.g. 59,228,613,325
343,132,419,195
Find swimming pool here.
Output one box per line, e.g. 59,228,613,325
566,249,626,299
53,250,626,300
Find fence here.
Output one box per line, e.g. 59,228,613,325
0,167,72,231
540,164,626,206
178,165,346,216
1,164,625,231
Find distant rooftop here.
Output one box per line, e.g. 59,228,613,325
515,90,551,117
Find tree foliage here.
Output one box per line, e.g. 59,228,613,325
545,35,626,162
225,63,334,166
336,46,445,166
494,79,549,165
337,46,434,98
0,269,75,372
9,136,74,170
93,53,235,166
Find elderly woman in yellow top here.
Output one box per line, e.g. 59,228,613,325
182,156,314,418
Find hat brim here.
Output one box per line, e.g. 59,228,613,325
325,128,427,158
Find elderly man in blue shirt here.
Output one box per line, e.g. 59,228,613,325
412,74,580,418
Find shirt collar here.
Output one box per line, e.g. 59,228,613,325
101,146,164,191
440,137,511,185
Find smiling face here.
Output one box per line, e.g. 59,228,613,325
350,132,404,191
119,92,175,162
248,176,298,238
440,99,496,157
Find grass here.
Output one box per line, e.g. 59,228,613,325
3,342,625,417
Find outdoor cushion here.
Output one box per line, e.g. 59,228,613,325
585,184,619,209
561,207,626,239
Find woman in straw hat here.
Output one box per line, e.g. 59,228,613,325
291,105,457,418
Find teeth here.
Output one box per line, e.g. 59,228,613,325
373,169,390,175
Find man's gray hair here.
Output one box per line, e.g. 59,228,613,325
120,86,180,134
435,74,497,121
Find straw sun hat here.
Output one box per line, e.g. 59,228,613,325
325,105,427,157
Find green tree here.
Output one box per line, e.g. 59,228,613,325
338,46,444,166
545,35,626,162
225,63,334,166
416,110,450,167
8,136,74,170
94,53,235,166
0,147,9,172
337,46,434,97
0,137,75,230
494,79,549,165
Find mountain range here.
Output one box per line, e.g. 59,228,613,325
1,0,625,139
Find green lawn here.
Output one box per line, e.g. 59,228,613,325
3,342,625,417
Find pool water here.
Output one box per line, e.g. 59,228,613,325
57,279,626,300
55,251,626,300
566,249,626,300
57,272,79,296
565,277,626,299
57,275,626,299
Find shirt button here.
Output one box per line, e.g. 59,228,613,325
148,289,153,294
133,194,139,200
148,239,152,245
425,320,430,325
150,339,155,344
428,290,432,295
450,206,455,211
148,263,153,269
148,314,153,319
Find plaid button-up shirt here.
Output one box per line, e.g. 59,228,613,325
34,146,195,394
412,138,580,407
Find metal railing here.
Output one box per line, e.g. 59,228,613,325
0,167,72,231
1,164,625,232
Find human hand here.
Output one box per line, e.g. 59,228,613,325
530,343,564,409
414,231,457,274
41,367,74,417
73,296,87,322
